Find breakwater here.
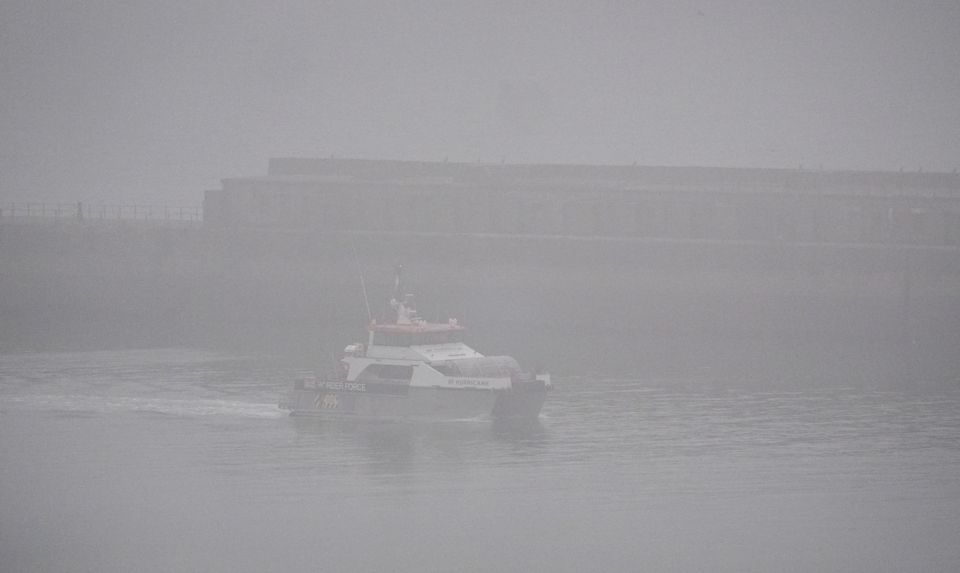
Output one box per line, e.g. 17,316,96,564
2,219,958,386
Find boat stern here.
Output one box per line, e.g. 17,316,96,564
492,372,551,419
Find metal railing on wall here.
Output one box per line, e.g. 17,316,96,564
0,202,202,225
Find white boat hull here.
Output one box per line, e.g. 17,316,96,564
283,384,499,421
282,377,549,420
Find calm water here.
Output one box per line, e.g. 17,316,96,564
2,350,959,572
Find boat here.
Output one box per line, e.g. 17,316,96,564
281,266,550,420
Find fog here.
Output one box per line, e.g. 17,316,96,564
3,1,959,204
3,2,960,573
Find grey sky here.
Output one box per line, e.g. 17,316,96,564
2,0,958,204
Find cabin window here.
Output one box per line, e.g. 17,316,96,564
431,362,461,376
429,356,521,378
356,364,414,381
414,331,463,345
373,332,413,346
373,331,463,346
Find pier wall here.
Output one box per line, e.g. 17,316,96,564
2,219,958,386
206,159,960,247
3,159,959,384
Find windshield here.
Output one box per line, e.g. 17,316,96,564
373,330,463,346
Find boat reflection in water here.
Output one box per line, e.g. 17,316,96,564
287,415,549,478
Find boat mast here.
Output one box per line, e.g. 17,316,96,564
349,238,372,323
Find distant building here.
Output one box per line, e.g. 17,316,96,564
205,158,960,246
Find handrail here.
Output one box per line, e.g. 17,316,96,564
1,202,203,224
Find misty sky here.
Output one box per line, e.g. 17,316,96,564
2,0,958,204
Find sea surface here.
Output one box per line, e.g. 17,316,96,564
2,349,959,572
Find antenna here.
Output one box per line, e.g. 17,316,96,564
393,264,404,298
349,237,372,323
359,271,372,323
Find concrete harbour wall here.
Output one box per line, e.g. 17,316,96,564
2,220,957,386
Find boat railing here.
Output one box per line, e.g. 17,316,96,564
1,202,202,227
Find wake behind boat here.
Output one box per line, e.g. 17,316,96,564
280,267,550,420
